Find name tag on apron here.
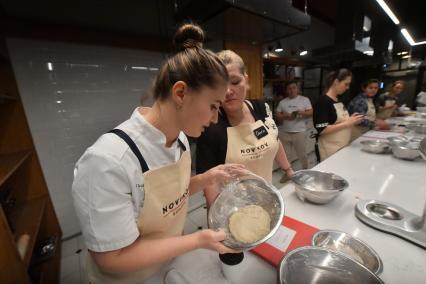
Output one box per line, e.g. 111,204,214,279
253,125,268,140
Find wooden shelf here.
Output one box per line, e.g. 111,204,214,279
11,196,47,268
0,93,18,102
0,151,32,187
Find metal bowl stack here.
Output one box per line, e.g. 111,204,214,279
208,173,284,249
387,136,421,160
291,170,349,204
312,230,383,275
278,246,384,284
360,140,391,154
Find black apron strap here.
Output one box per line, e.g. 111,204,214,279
177,139,186,151
108,129,150,173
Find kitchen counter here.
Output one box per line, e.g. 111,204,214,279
146,131,426,284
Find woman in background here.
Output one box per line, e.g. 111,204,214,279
348,79,390,140
196,50,293,206
376,80,405,119
313,69,363,161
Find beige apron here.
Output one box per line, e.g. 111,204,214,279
86,135,191,284
318,102,351,161
351,98,376,141
376,99,395,119
225,116,279,182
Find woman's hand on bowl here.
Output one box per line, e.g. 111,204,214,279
195,229,241,254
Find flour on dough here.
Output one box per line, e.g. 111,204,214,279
229,205,271,243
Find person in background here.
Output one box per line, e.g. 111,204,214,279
72,23,242,283
313,69,364,161
376,80,405,119
275,80,313,183
196,50,294,206
348,79,391,140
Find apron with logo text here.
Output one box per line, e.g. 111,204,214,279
86,129,190,284
225,104,279,182
319,102,351,161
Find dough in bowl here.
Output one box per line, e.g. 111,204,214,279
229,205,271,244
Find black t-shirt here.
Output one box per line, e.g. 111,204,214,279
195,100,268,174
313,95,340,134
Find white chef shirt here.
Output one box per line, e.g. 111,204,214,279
275,95,312,133
72,108,190,252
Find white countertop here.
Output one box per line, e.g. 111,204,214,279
146,131,426,284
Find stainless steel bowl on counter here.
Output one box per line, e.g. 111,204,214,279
410,123,426,134
312,230,383,275
208,173,284,250
391,141,420,161
360,140,391,154
278,246,384,284
291,170,349,204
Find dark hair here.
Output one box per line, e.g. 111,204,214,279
153,23,229,101
285,80,298,89
324,68,352,92
362,78,380,89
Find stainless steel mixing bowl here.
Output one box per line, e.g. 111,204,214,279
278,246,384,284
312,230,383,275
360,140,391,154
291,170,349,204
391,141,420,160
208,174,284,249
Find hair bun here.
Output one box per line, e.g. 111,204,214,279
173,23,205,51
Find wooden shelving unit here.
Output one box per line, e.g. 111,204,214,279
0,39,62,283
0,151,31,186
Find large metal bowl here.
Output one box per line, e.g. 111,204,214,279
208,174,284,249
420,137,426,160
391,141,420,160
312,230,383,275
291,170,349,204
360,140,391,154
278,246,384,284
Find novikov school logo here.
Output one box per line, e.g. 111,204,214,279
162,189,189,217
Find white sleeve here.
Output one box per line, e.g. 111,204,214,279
275,100,284,113
72,150,140,252
304,97,312,110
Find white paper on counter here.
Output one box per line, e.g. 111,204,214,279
266,225,296,252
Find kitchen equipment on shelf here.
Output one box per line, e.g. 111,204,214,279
277,246,384,284
360,140,391,154
311,230,383,275
208,172,284,249
355,200,426,248
291,170,349,204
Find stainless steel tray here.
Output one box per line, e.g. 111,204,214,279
355,199,426,248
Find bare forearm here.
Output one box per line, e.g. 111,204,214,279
204,184,220,208
320,122,348,135
92,234,200,273
188,172,210,195
301,109,313,118
275,142,291,170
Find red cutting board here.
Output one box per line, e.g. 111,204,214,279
251,216,319,267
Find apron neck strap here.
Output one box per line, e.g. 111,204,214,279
108,129,150,173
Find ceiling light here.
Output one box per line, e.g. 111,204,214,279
299,50,308,56
401,28,415,45
131,66,148,70
47,62,53,71
363,50,374,56
274,42,283,53
413,41,426,46
376,0,400,25
402,55,411,59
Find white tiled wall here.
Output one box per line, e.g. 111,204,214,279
7,38,165,237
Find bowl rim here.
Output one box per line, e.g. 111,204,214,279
208,178,285,250
311,229,383,275
291,169,349,193
277,246,384,284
